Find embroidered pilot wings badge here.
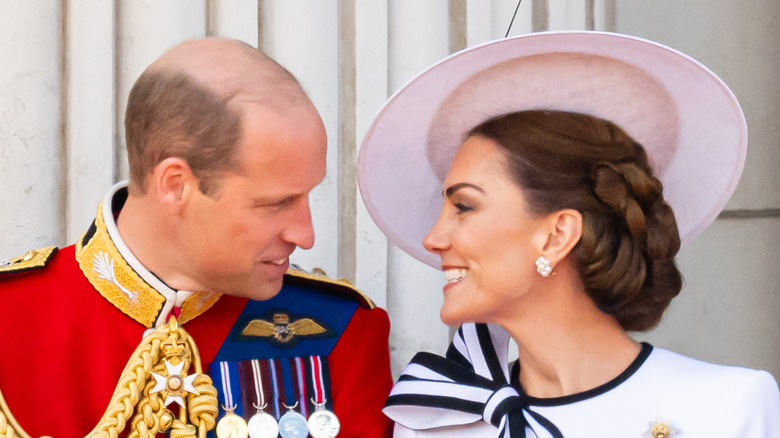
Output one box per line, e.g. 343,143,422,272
238,310,335,348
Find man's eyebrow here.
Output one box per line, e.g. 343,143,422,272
252,193,302,206
444,183,484,198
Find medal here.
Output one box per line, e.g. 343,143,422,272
216,363,248,438
247,360,279,438
217,405,249,438
278,402,309,438
307,400,340,438
247,407,279,438
306,356,340,437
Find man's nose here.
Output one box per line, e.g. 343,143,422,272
283,198,315,249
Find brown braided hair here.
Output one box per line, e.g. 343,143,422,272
468,110,682,331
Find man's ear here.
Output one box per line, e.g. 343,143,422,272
539,209,583,267
152,157,196,215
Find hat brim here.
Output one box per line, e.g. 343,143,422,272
358,31,747,269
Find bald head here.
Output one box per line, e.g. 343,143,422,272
147,38,307,111
125,38,321,195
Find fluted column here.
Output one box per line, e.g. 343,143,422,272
0,2,63,254
115,0,207,181
65,0,116,241
385,0,453,376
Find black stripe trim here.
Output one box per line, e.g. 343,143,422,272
111,186,129,217
385,394,484,415
489,396,524,427
81,220,97,246
476,323,507,384
446,340,472,370
526,409,564,438
407,352,498,388
513,342,654,406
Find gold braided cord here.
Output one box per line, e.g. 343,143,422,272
0,318,217,438
0,390,21,438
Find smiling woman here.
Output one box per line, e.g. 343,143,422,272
423,135,555,328
358,32,780,437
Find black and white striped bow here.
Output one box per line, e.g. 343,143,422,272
384,323,563,438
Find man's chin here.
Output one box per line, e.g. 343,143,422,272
215,272,286,301
245,276,285,301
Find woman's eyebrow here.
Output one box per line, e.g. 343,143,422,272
444,182,484,198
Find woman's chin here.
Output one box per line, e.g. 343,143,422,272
440,306,469,327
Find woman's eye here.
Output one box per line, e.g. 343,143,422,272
454,202,473,214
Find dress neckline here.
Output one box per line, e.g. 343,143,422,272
511,342,654,407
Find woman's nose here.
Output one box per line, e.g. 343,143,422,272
423,213,450,255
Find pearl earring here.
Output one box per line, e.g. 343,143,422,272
535,256,552,277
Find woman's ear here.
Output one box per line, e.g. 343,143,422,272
152,157,195,215
540,209,583,266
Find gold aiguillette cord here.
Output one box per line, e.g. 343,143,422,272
0,317,219,438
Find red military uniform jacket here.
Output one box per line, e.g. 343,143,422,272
0,183,393,438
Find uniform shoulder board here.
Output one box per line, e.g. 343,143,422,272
285,267,376,309
0,246,58,275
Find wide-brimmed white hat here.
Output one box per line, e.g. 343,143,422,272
358,31,747,269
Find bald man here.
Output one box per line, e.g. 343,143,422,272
0,39,393,438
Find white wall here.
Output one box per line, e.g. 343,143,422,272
615,0,780,378
0,0,777,379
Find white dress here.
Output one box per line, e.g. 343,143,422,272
387,325,780,438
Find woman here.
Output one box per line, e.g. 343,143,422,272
358,32,780,437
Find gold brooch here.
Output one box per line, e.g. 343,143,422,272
642,418,677,438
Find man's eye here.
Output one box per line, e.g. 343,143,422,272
254,197,294,210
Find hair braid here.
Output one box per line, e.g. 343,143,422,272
583,156,681,330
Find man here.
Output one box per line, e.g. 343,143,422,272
0,39,392,438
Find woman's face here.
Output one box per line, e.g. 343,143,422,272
423,135,551,326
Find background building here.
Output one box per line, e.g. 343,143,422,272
1,0,778,379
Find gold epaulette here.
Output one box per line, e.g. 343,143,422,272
0,246,58,275
285,267,376,309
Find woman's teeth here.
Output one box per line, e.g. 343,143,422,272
444,268,468,284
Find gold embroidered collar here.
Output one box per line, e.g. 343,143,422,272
75,182,222,328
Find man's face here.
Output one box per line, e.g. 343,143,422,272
179,103,327,300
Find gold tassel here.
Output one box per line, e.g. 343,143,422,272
0,317,217,438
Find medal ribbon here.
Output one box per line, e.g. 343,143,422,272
290,357,310,417
383,323,563,438
216,361,245,417
269,358,283,419
309,356,326,405
250,359,270,411
219,362,234,408
278,358,298,411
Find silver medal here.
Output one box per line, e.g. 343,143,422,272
247,411,279,438
278,409,309,438
307,409,341,438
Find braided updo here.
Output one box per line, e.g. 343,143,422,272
468,110,682,331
